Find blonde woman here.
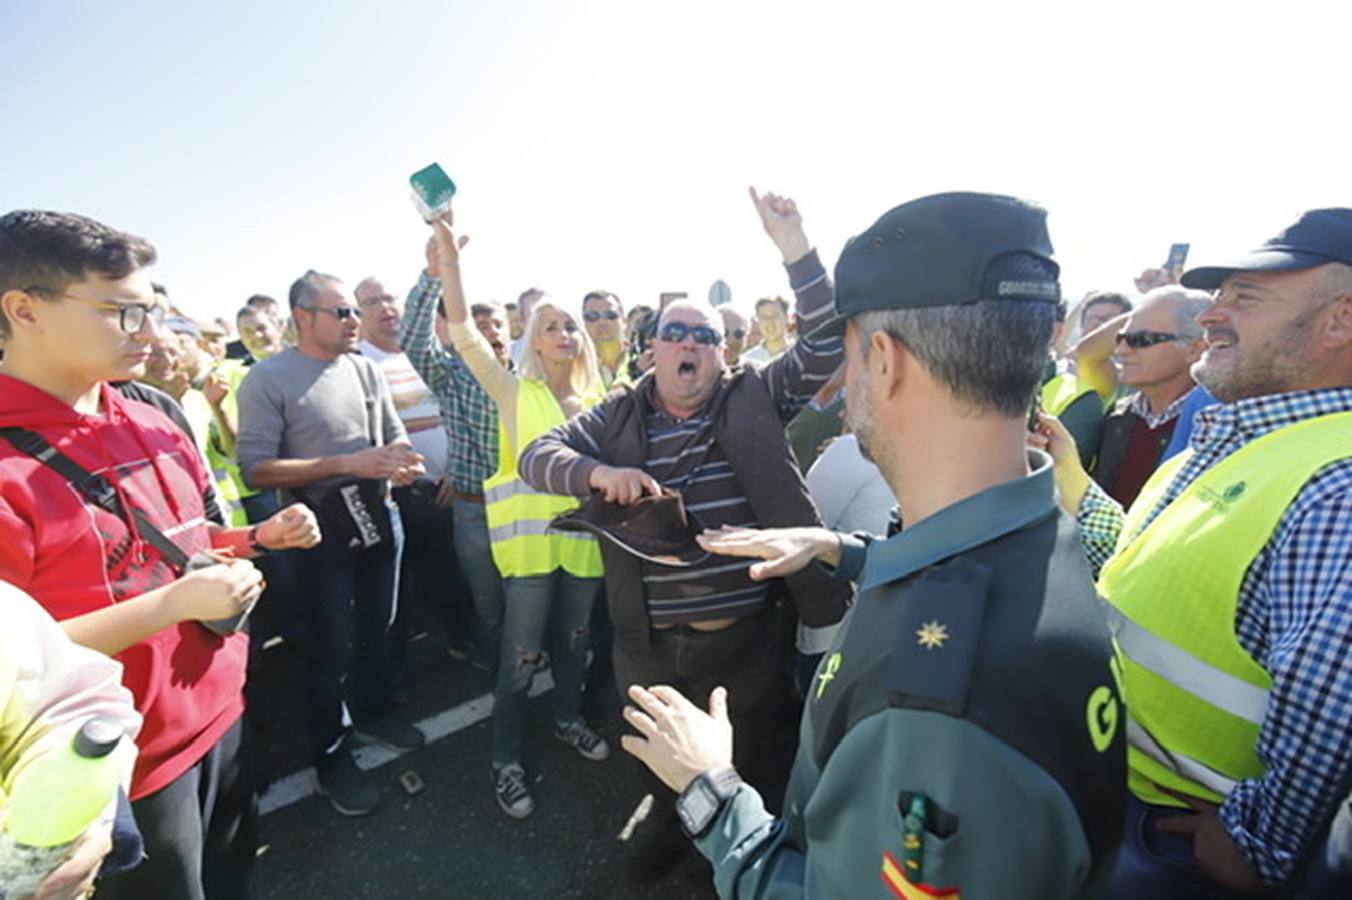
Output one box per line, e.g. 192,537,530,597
430,216,609,820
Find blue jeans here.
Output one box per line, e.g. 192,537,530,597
453,498,505,675
295,498,405,757
1104,796,1257,900
491,569,601,767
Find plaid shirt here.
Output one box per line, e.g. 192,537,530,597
1125,387,1193,429
1077,386,1352,884
400,273,500,493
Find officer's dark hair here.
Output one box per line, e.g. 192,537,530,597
288,270,342,311
0,209,157,339
854,253,1057,418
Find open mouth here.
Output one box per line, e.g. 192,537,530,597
1206,332,1237,350
677,361,697,376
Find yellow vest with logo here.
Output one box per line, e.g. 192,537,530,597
483,379,604,579
1098,411,1352,807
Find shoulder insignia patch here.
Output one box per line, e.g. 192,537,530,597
886,557,990,716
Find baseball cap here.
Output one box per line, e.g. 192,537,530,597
1181,208,1352,290
813,192,1061,339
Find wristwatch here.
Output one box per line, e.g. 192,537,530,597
676,766,743,839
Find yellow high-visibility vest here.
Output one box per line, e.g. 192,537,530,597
483,379,604,579
1098,411,1352,806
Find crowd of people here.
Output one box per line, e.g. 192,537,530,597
0,187,1348,899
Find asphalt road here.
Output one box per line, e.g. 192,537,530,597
246,609,721,899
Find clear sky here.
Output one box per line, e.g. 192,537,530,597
2,0,1346,324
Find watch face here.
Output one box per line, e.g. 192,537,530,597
678,781,718,835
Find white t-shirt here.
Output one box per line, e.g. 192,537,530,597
359,342,449,479
805,433,893,536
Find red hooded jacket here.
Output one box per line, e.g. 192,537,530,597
0,375,246,799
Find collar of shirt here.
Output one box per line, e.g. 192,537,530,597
857,449,1057,592
1127,389,1192,429
1187,387,1352,454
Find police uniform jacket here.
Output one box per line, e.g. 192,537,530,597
693,450,1127,898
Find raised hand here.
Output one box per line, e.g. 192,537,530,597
749,186,811,264
429,213,470,270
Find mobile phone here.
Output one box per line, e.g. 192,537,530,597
410,163,457,221
1164,243,1190,273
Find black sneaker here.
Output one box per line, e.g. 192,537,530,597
492,763,535,819
354,714,426,752
554,719,610,761
316,749,380,816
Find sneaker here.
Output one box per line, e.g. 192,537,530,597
492,763,535,819
354,714,426,752
316,748,380,816
554,719,610,762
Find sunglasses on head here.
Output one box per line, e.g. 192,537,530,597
583,309,622,322
1115,330,1180,349
658,321,722,346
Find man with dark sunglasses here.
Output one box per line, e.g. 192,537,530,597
519,187,850,885
1072,286,1211,506
236,270,428,818
583,290,627,387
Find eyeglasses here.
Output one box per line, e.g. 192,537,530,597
1115,330,1181,349
658,321,722,346
583,309,622,322
301,305,361,321
29,287,166,334
726,328,746,340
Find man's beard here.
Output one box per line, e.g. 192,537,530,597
1193,317,1315,403
843,381,879,464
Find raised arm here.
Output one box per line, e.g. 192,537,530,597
1072,310,1130,401
400,237,454,398
429,215,521,425
748,187,845,417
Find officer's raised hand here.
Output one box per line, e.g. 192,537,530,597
697,524,841,580
622,685,733,794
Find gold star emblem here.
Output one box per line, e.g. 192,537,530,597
916,620,949,650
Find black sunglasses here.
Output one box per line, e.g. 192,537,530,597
1115,329,1180,349
583,309,622,322
726,328,746,339
302,305,361,321
658,321,722,346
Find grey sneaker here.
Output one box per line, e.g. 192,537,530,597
554,719,610,761
493,763,535,819
316,748,380,816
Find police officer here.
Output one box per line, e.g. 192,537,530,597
621,192,1127,898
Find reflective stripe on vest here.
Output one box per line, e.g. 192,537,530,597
482,379,604,579
1099,410,1352,806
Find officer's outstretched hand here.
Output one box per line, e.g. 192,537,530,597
697,525,841,580
622,685,733,794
